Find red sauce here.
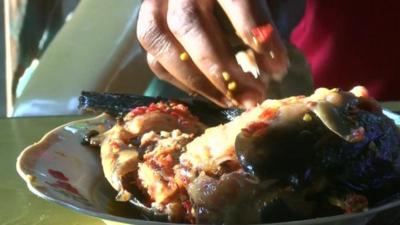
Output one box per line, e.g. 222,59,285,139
158,155,176,177
182,200,192,215
344,194,368,213
242,122,269,135
259,108,278,120
349,127,365,143
129,106,147,117
46,180,81,196
128,102,199,126
110,141,120,149
48,169,69,181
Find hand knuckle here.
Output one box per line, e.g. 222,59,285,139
167,3,201,38
137,3,170,55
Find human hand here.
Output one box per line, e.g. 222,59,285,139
137,0,288,108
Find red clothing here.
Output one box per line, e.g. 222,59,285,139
290,0,400,101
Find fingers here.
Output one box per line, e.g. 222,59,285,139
137,0,229,107
218,0,289,78
147,54,229,107
146,54,193,95
167,0,266,108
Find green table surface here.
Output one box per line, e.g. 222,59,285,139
1,115,105,225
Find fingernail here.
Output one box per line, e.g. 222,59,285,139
248,23,277,54
250,24,287,56
242,97,259,109
237,91,263,109
251,24,274,45
246,24,289,79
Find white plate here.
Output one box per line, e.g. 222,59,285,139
17,113,400,225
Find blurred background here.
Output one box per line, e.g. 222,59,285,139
0,1,5,116
2,0,155,118
2,0,80,117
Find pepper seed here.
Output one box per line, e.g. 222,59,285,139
222,72,230,81
179,52,189,61
228,81,237,91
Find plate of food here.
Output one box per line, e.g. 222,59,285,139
17,87,400,225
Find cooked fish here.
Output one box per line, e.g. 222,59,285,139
82,87,400,224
